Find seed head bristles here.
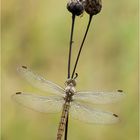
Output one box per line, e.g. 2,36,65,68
83,0,102,15
67,0,84,16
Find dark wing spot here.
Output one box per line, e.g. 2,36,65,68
117,90,123,92
16,92,22,94
22,66,27,69
113,114,118,117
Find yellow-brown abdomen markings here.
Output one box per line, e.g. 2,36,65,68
57,102,70,140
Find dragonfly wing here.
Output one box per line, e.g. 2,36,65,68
17,66,65,95
12,92,64,113
74,90,125,104
70,101,119,124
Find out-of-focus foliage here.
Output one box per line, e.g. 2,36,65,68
1,0,139,140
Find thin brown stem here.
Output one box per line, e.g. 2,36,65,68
64,113,69,140
71,15,93,78
68,14,76,79
65,14,76,140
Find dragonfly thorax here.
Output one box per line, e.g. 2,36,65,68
65,79,76,102
65,85,75,102
65,85,76,95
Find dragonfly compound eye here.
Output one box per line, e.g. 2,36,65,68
65,86,71,93
66,79,76,87
67,0,84,16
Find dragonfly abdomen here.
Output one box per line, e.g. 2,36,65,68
57,102,70,140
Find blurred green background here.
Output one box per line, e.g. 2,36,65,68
1,0,139,140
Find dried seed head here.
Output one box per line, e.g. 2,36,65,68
67,0,84,16
83,0,102,15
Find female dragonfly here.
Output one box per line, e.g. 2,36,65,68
13,66,125,140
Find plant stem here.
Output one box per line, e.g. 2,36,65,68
65,14,76,140
65,14,93,140
64,113,69,140
67,14,76,79
71,15,93,78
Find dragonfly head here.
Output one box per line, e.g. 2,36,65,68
65,79,76,87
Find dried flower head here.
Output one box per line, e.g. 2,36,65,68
83,0,102,15
67,0,84,16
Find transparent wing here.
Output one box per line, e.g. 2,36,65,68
12,92,64,113
17,66,65,95
70,101,119,124
74,90,125,104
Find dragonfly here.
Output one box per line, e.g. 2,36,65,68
12,66,125,140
